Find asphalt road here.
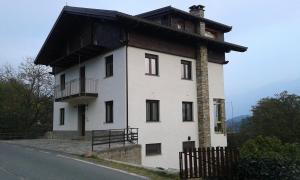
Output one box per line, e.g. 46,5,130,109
0,142,146,180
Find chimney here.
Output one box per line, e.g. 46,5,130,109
189,5,205,18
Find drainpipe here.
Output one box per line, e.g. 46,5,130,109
125,31,129,141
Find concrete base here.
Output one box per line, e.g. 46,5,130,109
94,144,142,165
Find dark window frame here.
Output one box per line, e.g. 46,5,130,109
181,60,192,80
105,55,113,77
146,100,160,122
182,102,193,122
176,19,185,31
182,141,195,151
59,108,65,125
105,101,114,123
60,74,65,90
145,53,159,76
213,99,223,133
146,143,161,156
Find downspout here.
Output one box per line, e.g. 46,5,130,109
125,31,129,132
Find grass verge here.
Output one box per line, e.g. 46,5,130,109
78,155,179,180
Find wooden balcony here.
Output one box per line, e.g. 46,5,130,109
54,78,98,102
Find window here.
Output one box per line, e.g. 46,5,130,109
146,143,161,156
145,54,158,76
181,60,192,80
182,102,193,122
105,101,113,123
60,74,65,90
204,29,217,39
59,108,65,125
105,55,113,77
182,141,195,151
146,100,159,122
214,99,224,133
176,20,185,30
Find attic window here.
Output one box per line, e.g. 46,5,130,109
205,29,217,39
176,20,185,30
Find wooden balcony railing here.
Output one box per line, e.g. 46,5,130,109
54,78,98,101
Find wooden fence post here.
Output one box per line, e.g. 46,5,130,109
193,148,198,177
211,147,216,177
207,147,211,177
184,150,188,178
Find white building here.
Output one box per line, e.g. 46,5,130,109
35,5,247,169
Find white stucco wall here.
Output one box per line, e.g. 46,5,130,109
53,47,127,131
52,45,227,169
208,62,227,147
127,46,199,169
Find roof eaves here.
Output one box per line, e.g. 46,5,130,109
117,14,247,52
136,6,232,32
35,6,67,65
136,6,173,18
35,6,121,65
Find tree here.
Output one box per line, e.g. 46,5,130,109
0,58,53,136
239,91,300,144
238,136,300,179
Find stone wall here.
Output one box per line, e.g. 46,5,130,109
45,131,92,140
95,144,141,165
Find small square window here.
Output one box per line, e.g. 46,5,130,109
105,55,113,77
145,54,159,76
60,108,65,125
146,143,161,156
182,141,195,151
105,101,113,123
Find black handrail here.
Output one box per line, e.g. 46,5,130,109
91,128,138,151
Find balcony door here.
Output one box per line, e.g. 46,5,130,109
80,66,85,93
78,105,86,136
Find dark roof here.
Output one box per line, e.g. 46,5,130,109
35,6,247,65
62,6,120,20
136,6,232,32
117,13,246,52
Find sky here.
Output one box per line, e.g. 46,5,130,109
0,0,300,116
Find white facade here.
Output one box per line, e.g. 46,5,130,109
53,45,227,169
208,62,227,147
53,47,127,131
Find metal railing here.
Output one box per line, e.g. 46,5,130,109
91,128,138,151
54,78,98,99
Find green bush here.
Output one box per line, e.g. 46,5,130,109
238,136,300,179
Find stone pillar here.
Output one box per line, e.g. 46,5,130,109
196,45,211,147
191,4,211,147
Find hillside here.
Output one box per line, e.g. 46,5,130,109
226,115,250,133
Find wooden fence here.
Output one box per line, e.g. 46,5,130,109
179,147,239,179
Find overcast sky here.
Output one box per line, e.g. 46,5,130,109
1,0,299,116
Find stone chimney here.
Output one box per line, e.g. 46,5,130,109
191,4,212,147
189,5,205,18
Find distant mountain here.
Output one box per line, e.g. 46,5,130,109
226,115,250,133
226,79,300,118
